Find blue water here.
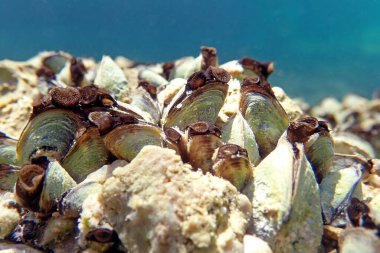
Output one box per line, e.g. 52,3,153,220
1,0,379,104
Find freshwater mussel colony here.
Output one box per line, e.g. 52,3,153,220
0,47,379,253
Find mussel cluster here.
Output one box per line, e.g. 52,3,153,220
0,47,379,253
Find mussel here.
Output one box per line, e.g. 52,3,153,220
240,77,289,158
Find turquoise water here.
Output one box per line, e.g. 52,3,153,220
1,0,379,104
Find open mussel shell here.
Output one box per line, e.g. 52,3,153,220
39,161,77,213
212,144,252,191
221,111,260,165
320,154,365,225
0,132,19,166
0,164,20,191
103,122,163,162
94,56,128,100
17,109,86,165
187,121,222,173
62,128,110,182
240,77,289,158
162,67,230,130
287,117,334,182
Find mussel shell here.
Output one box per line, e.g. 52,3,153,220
274,146,323,252
59,181,102,218
42,53,69,74
305,131,334,182
243,133,294,242
138,69,168,87
94,56,128,100
240,78,289,158
320,155,364,225
287,117,334,182
17,109,85,165
0,132,19,166
212,144,252,191
14,164,45,211
62,128,110,182
338,228,380,253
130,91,161,124
221,111,260,165
163,81,228,130
0,164,20,191
103,123,163,162
39,161,77,213
168,56,201,80
163,127,188,163
187,122,222,173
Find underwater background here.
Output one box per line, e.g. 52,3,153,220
0,0,379,104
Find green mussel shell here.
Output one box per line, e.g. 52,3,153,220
62,128,110,183
240,79,289,158
103,124,163,162
17,109,85,165
163,81,228,130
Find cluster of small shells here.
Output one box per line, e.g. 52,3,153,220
0,47,379,253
